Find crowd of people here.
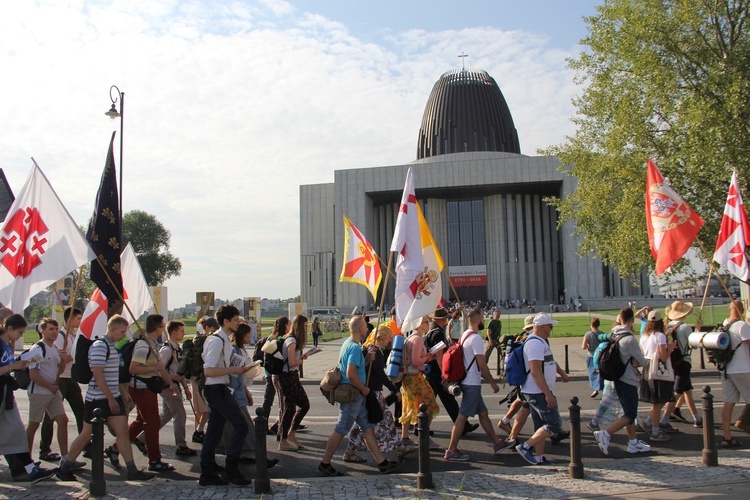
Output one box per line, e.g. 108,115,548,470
2,298,749,488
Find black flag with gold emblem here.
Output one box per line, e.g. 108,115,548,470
86,132,123,316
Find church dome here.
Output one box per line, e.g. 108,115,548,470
416,68,520,160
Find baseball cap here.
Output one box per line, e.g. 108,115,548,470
533,313,559,327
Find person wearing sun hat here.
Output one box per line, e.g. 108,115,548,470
662,300,703,429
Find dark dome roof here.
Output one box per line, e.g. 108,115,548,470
416,68,520,160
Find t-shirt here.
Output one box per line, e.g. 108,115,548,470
281,337,300,372
671,322,693,364
0,337,14,375
486,319,502,342
159,339,181,376
727,320,750,375
449,319,463,340
53,329,76,379
86,336,120,402
339,338,365,386
521,334,556,394
639,331,666,360
460,330,483,386
583,330,602,356
129,338,159,388
28,340,60,395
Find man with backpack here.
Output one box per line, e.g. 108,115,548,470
183,316,217,443
593,307,649,455
514,313,569,465
720,300,750,448
199,304,252,486
443,308,505,462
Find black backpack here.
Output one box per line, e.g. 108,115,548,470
71,336,110,384
179,333,225,389
13,341,46,390
263,337,287,375
706,320,743,376
598,332,632,381
118,339,139,384
252,337,266,366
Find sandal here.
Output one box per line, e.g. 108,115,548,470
105,446,121,470
342,451,367,463
148,460,175,471
722,438,742,448
38,451,61,462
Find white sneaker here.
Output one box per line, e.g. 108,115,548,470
594,430,610,455
627,440,652,453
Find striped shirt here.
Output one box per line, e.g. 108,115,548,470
85,336,120,402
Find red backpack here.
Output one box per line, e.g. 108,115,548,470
442,330,477,382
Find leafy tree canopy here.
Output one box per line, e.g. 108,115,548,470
122,210,182,286
544,0,750,278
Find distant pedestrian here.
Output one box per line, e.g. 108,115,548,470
582,317,603,398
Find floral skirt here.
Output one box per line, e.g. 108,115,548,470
348,391,398,453
399,373,439,425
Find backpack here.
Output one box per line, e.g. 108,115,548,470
118,339,139,384
178,334,212,380
598,332,632,381
263,337,287,375
13,341,46,390
252,337,266,365
666,323,686,369
71,336,110,384
504,336,544,387
441,331,477,382
177,338,194,378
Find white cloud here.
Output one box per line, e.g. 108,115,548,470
0,0,580,307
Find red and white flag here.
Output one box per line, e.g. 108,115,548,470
390,167,422,328
646,159,704,275
713,170,750,281
0,162,96,312
340,216,382,301
78,242,154,339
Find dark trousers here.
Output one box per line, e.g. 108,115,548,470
261,375,276,423
201,384,248,464
485,342,502,374
40,377,84,453
5,452,33,477
426,372,460,422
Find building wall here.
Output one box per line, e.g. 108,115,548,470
300,183,336,307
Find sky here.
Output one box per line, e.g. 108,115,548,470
0,0,601,308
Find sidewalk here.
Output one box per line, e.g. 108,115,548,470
3,449,749,499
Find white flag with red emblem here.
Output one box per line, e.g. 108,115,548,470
390,167,421,328
713,169,750,281
0,163,96,312
78,243,154,339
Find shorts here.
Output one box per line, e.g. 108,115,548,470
614,379,639,423
28,391,65,423
334,394,374,435
523,392,563,435
673,361,693,394
458,384,487,418
191,379,209,413
721,372,750,404
83,396,126,423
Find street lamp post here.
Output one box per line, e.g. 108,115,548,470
105,85,124,217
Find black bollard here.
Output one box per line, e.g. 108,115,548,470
564,345,570,374
417,403,433,490
90,407,106,497
701,386,718,466
254,407,271,494
568,397,584,479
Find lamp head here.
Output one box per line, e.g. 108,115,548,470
105,103,120,120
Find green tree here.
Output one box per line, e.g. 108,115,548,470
122,210,182,286
544,0,750,278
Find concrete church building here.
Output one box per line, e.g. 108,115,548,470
300,67,646,310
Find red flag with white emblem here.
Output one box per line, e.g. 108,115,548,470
646,159,704,275
713,170,750,281
0,162,96,312
340,216,382,301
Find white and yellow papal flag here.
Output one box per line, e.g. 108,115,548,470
398,203,445,333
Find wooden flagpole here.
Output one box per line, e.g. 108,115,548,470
697,241,734,300
695,262,715,326
371,251,395,342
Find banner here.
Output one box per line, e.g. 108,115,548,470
196,291,215,319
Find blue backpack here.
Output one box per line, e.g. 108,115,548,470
505,336,544,387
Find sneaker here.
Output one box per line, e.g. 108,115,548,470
627,440,652,453
497,421,513,435
192,430,205,444
199,471,228,486
63,459,86,470
515,443,536,465
428,437,442,451
378,459,403,474
586,422,600,432
222,470,252,486
594,430,610,455
694,417,704,428
127,469,157,482
649,431,670,442
462,422,480,435
670,408,688,423
659,422,680,434
535,456,552,465
444,449,470,462
105,445,121,469
28,466,58,485
318,462,343,477
175,446,197,456
550,430,570,445
55,468,77,482
495,438,517,454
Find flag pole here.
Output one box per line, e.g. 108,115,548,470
697,241,734,299
695,261,714,326
375,253,397,282
371,251,395,344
